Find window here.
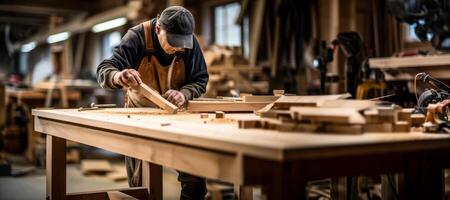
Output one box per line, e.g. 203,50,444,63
102,31,122,59
405,22,432,43
214,2,241,46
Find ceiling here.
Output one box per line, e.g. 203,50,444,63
0,0,129,43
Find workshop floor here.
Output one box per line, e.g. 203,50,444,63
0,163,181,200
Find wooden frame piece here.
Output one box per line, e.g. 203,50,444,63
139,83,178,114
187,101,270,112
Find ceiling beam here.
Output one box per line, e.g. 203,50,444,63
0,5,84,16
0,16,47,26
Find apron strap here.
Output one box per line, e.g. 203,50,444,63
143,20,154,53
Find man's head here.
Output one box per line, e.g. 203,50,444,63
156,6,195,54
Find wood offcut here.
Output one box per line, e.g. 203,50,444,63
139,83,178,114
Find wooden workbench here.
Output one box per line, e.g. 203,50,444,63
6,87,81,161
33,108,450,200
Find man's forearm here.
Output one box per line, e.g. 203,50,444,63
97,64,121,89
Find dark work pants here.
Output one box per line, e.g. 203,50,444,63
125,156,207,200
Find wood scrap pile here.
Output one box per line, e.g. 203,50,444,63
203,45,269,97
239,94,419,134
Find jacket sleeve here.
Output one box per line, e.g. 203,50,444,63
96,26,144,89
180,36,209,100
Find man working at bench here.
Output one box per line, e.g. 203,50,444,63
96,6,209,199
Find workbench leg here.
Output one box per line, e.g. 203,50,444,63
142,161,163,200
235,185,253,200
403,156,444,200
46,135,66,200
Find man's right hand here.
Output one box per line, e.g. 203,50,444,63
113,69,142,89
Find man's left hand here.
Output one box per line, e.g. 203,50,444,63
163,89,186,107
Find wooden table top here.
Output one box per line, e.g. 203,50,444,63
33,108,450,161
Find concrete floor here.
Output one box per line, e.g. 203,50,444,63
0,163,181,200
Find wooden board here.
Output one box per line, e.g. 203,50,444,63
187,101,270,112
243,95,280,103
369,54,450,69
273,93,351,109
139,83,178,114
81,159,113,174
318,100,377,110
290,107,366,124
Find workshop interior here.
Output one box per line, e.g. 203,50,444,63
0,0,450,199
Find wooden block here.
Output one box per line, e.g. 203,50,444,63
200,113,209,119
273,89,285,96
81,159,113,175
239,93,253,98
243,95,280,102
323,124,363,134
294,123,319,132
411,113,425,127
364,109,381,123
277,122,297,132
398,108,413,124
187,101,269,112
264,119,282,130
393,121,410,132
139,83,178,114
260,110,292,119
238,120,261,129
255,103,274,116
215,111,225,119
364,123,393,132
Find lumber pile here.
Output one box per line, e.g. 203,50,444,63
239,95,417,134
203,45,269,97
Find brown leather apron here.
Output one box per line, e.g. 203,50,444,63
124,20,186,187
125,20,185,108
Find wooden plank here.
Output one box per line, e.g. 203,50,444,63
139,83,178,114
187,101,270,112
318,99,377,110
273,93,351,109
46,135,66,200
248,0,266,67
243,95,280,103
290,107,366,124
81,159,112,174
369,54,450,69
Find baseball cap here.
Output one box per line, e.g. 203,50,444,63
158,6,195,49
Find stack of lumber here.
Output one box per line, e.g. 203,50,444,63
202,45,269,97
239,95,417,134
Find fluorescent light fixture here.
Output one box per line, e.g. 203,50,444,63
92,17,127,33
21,42,36,53
47,32,70,44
